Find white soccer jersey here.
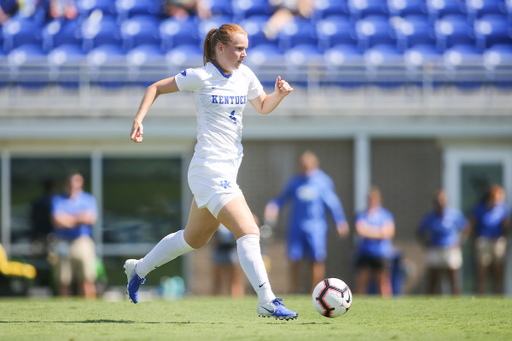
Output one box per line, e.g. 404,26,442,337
175,62,263,160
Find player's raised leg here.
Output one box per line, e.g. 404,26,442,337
217,195,298,321
124,199,219,303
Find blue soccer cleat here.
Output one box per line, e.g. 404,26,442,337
124,259,146,304
257,298,298,320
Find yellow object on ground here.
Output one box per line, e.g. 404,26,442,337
0,243,37,279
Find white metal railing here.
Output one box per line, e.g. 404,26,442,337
1,62,512,113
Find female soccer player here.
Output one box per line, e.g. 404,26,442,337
124,23,297,320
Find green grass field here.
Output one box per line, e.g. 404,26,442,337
1,295,511,341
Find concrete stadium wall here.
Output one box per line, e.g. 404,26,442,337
371,139,443,293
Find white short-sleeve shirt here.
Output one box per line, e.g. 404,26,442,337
175,62,263,160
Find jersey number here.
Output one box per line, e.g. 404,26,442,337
229,110,237,124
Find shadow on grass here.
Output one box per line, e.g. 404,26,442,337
0,320,206,324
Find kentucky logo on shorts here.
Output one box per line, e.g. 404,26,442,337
220,180,231,189
181,70,187,76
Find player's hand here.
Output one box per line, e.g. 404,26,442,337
337,222,350,238
275,76,293,98
264,202,279,225
130,121,144,143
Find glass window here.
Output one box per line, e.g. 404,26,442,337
11,158,91,244
461,164,503,214
102,158,182,245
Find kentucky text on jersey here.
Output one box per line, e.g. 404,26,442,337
211,95,247,105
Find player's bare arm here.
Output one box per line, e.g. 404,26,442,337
249,76,293,114
130,77,180,143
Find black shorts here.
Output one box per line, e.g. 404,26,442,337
356,256,390,271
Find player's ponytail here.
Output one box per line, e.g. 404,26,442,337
203,24,247,66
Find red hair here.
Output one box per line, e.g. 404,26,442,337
203,23,247,65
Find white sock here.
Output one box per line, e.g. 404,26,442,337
136,230,194,278
236,234,276,304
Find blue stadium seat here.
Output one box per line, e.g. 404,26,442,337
396,15,435,50
42,19,83,51
404,43,443,67
121,15,162,50
474,14,512,50
284,44,323,87
443,43,483,89
427,0,466,20
349,0,389,20
483,44,512,88
240,15,274,48
364,43,405,87
208,0,234,16
278,18,318,51
87,44,127,87
313,0,349,21
198,15,234,41
116,0,162,21
403,44,443,86
2,16,43,51
246,43,283,65
82,14,122,51
165,44,203,69
466,0,506,20
232,0,274,21
47,44,86,88
356,15,396,50
76,0,117,19
435,15,475,51
127,44,165,65
245,43,283,88
317,15,355,51
7,44,48,88
388,0,427,17
324,43,364,87
126,44,166,87
161,17,201,50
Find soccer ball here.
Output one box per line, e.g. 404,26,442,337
312,278,352,318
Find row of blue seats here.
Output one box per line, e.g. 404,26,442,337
12,0,512,23
1,44,510,90
2,12,512,57
1,41,510,73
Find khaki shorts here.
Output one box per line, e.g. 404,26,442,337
426,246,463,270
475,237,507,267
54,236,97,285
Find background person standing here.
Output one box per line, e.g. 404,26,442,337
468,184,510,294
418,190,469,295
354,187,395,298
264,151,349,293
51,172,98,299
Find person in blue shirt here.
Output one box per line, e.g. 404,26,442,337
468,184,510,294
51,172,98,298
264,151,349,293
418,190,468,295
354,187,395,297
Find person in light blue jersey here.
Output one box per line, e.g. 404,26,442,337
418,190,468,295
469,184,510,294
354,187,395,297
264,151,349,293
51,172,98,298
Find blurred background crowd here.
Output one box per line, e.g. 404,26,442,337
1,0,512,300
0,0,512,88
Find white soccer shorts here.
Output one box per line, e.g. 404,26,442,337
188,156,243,218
